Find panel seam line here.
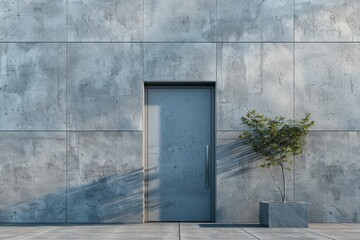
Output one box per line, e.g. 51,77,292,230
239,226,260,240
65,0,68,224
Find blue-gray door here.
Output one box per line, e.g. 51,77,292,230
146,87,214,222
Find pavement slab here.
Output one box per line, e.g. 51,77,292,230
181,223,256,239
0,223,358,240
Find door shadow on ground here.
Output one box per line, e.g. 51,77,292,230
199,223,264,228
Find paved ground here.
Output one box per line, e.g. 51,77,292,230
0,223,359,240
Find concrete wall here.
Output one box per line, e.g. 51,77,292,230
0,0,359,223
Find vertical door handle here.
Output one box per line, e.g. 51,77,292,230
205,145,209,188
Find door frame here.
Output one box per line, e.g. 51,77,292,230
144,82,216,222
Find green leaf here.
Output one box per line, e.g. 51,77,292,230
239,110,314,171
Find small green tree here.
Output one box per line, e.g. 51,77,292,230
240,110,315,203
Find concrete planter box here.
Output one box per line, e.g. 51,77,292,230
260,201,309,228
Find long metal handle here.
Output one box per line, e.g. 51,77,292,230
205,145,209,188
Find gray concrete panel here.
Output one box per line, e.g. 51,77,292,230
0,43,66,130
0,0,65,41
295,43,360,130
67,43,143,131
217,43,293,131
295,0,360,41
294,132,360,223
67,0,143,42
216,132,294,223
217,0,293,42
144,43,216,81
144,0,216,42
66,131,143,223
0,132,66,222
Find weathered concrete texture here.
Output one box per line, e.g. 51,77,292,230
216,132,294,223
295,0,360,41
0,43,66,130
67,0,143,42
0,132,66,222
66,131,143,223
0,0,65,41
217,0,293,42
295,43,360,130
67,43,143,130
144,0,216,42
295,132,360,223
217,43,293,131
144,43,216,81
242,226,331,239
106,223,179,239
306,223,360,240
180,223,255,239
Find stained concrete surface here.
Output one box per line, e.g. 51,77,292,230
0,223,358,240
216,43,293,131
0,132,66,222
144,0,216,42
295,0,360,41
295,132,360,223
217,0,293,42
0,43,66,130
295,43,360,130
144,43,216,81
67,0,143,41
0,0,65,41
66,132,143,223
66,43,143,131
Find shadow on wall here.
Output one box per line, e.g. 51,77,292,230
0,169,144,223
216,132,295,223
67,169,144,223
217,136,262,179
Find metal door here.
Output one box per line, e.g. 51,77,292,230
146,86,214,222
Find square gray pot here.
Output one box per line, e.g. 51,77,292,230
260,201,309,228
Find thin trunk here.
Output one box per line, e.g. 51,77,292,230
267,168,285,202
280,164,286,203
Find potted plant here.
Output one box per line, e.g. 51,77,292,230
240,110,314,228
